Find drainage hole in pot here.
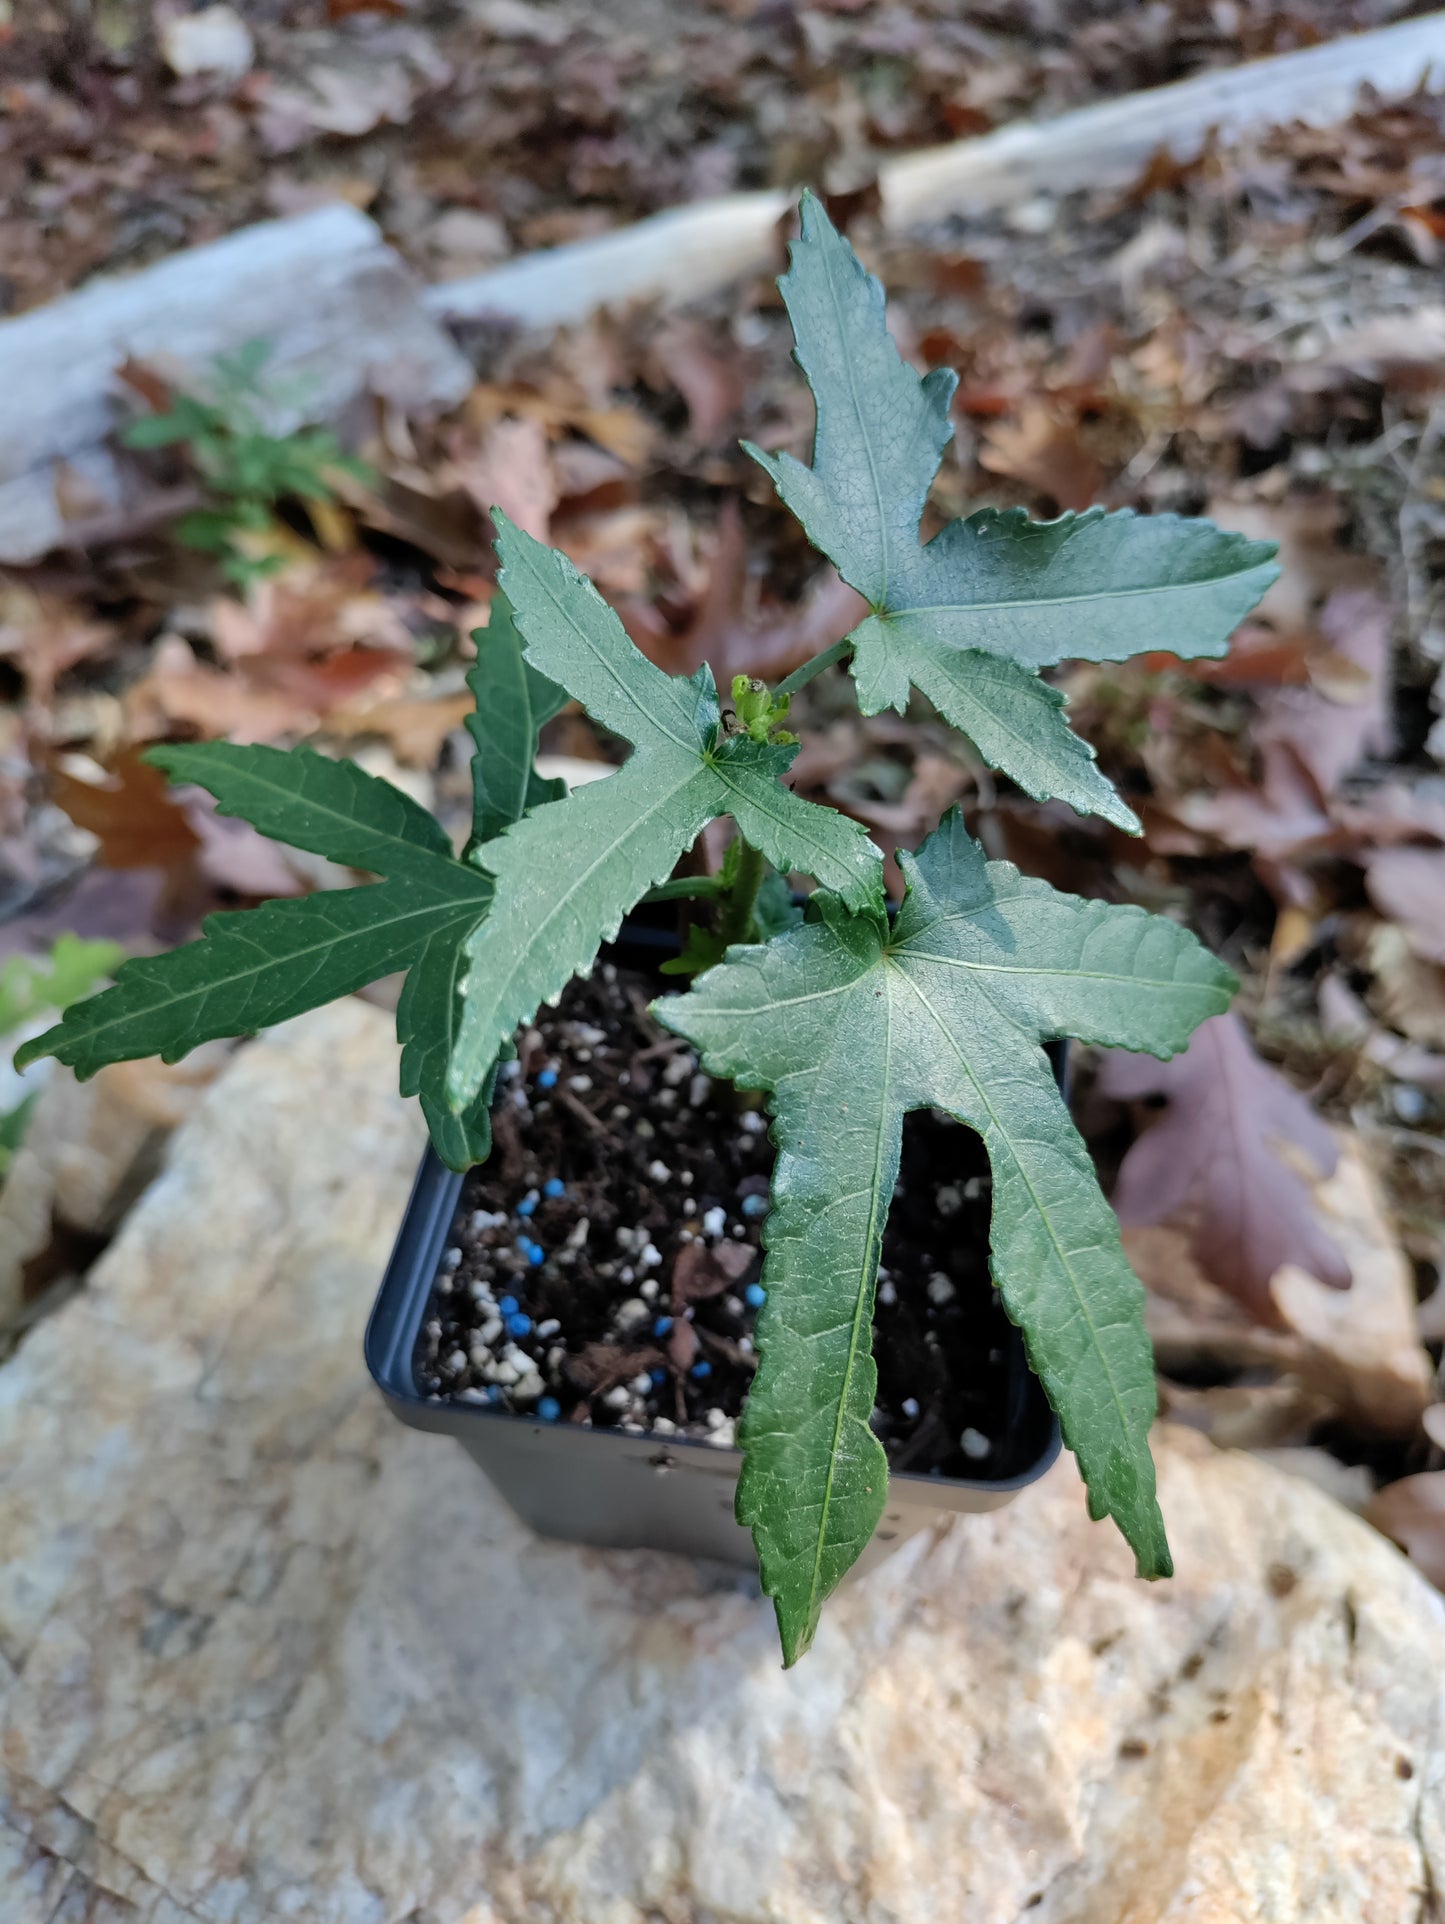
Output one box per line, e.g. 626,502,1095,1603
414,962,1037,1478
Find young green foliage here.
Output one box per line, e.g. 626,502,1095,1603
15,742,498,1167
0,935,126,1179
0,935,126,1038
19,191,1270,1667
464,592,568,852
122,341,373,585
747,192,1279,833
657,810,1236,1662
15,593,562,1173
444,515,884,1109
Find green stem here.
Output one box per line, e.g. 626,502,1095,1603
640,875,727,905
773,637,853,702
717,836,767,948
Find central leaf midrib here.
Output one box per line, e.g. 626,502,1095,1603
170,754,456,876
518,552,706,759
77,888,473,1046
897,943,1201,995
819,233,891,605
803,979,893,1635
469,757,708,1049
884,566,1266,621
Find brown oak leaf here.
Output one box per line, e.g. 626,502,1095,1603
1099,1011,1349,1323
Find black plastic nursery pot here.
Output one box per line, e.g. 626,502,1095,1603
365,919,1062,1573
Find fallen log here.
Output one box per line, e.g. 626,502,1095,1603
0,204,474,565
431,11,1445,329
2,13,1440,566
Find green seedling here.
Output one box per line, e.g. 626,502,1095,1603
0,934,125,1177
122,340,373,585
28,197,1276,1663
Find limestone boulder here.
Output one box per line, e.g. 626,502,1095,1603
0,1048,228,1342
0,999,1440,1923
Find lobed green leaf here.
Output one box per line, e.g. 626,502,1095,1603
17,869,489,1080
465,591,567,851
398,907,501,1171
147,740,456,878
749,191,1278,830
444,516,884,1111
21,740,505,1175
657,808,1234,1662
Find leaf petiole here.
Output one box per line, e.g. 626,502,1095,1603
717,835,768,948
773,636,854,703
640,875,729,905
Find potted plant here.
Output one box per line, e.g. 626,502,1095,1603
22,194,1275,1665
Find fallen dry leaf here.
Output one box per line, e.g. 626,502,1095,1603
1245,1446,1376,1514
1362,921,1445,1050
1158,1378,1324,1452
208,556,413,665
1207,496,1378,634
324,689,474,767
666,1318,700,1373
0,586,116,711
49,749,201,872
446,416,558,545
1367,1472,1445,1590
464,382,657,471
1169,588,1396,886
637,499,867,684
1129,1221,1299,1377
125,637,307,744
565,1342,665,1395
182,793,308,899
1100,1011,1349,1323
979,404,1104,511
670,1236,755,1308
650,318,746,444
1262,585,1394,802
1365,846,1445,967
1269,1134,1434,1435
1318,967,1445,1086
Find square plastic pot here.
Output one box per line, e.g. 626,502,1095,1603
365,921,1062,1572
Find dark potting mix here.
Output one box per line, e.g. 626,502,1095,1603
416,959,1034,1478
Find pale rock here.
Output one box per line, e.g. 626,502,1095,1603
0,1049,226,1339
1247,1446,1376,1515
0,1000,1442,1922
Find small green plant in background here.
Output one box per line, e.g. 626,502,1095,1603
0,935,124,1176
121,340,373,585
27,196,1278,1665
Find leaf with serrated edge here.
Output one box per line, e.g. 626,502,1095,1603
398,902,500,1171
444,515,884,1110
16,869,490,1079
854,644,1139,832
147,741,457,878
142,737,504,1168
465,590,567,851
656,807,1235,1663
747,192,1277,828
